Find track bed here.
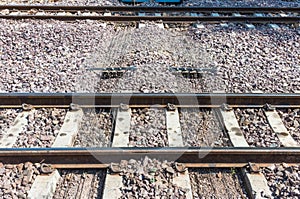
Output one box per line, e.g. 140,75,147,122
73,108,112,147
179,108,231,147
278,109,300,145
53,169,106,199
189,168,248,199
235,108,282,147
129,108,168,147
13,108,66,148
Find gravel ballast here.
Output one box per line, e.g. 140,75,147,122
111,157,188,199
0,109,20,141
277,109,300,145
13,108,66,148
129,108,168,147
235,108,282,147
189,168,248,199
0,162,41,199
94,24,218,93
73,108,112,147
53,169,106,199
0,20,215,93
0,20,299,93
0,19,115,93
179,108,231,147
263,163,300,198
191,25,300,93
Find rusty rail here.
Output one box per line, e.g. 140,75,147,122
0,93,300,108
0,148,299,167
0,6,298,23
0,5,299,12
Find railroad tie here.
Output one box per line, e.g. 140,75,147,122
166,106,193,199
28,107,84,198
102,106,132,198
52,108,83,147
0,110,33,148
0,108,62,199
264,109,300,147
219,109,249,147
0,109,60,199
111,106,131,147
220,108,273,199
27,170,60,199
166,107,184,147
138,22,146,28
104,105,194,198
242,168,273,199
102,172,123,199
156,23,164,29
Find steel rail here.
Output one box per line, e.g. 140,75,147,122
0,15,298,23
0,93,300,107
0,6,299,12
53,163,299,169
0,6,298,22
0,148,299,167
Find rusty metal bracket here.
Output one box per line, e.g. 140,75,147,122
88,66,136,72
89,66,136,79
119,103,129,111
70,103,81,111
247,162,260,173
41,163,54,174
22,103,33,111
263,103,275,111
221,103,232,111
175,162,186,172
109,163,122,173
167,103,176,111
169,66,217,79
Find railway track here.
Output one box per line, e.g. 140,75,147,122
0,6,299,23
0,3,299,198
1,93,300,198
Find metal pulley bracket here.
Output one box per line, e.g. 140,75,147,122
88,66,136,79
88,66,137,72
169,66,217,79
